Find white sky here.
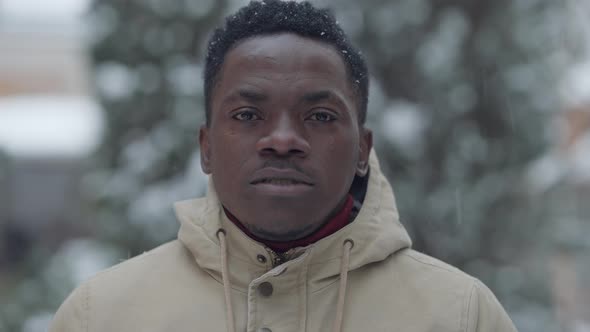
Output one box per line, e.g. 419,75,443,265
0,96,104,158
0,0,91,19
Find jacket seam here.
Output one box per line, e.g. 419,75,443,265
84,251,158,282
308,256,343,266
84,281,89,332
192,208,268,267
202,269,248,295
464,280,477,332
310,278,340,294
400,251,466,276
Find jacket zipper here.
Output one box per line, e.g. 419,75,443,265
267,248,298,267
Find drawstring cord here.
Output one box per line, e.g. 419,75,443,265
217,229,353,332
332,239,353,332
217,229,236,332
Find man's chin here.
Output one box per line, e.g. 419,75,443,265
250,182,314,197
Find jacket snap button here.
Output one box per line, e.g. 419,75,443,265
257,328,272,332
258,282,273,297
256,254,267,263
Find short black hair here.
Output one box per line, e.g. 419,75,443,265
203,0,369,126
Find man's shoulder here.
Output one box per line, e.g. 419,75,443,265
89,240,189,282
394,248,474,281
49,240,218,331
381,248,481,298
394,250,517,331
374,249,517,331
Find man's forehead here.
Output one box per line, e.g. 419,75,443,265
214,36,353,105
223,33,347,73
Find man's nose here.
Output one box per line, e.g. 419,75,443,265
256,115,310,157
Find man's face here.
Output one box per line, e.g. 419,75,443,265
200,33,372,241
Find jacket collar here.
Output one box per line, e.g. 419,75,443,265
174,150,412,292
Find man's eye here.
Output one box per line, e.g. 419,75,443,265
232,110,260,121
308,111,336,122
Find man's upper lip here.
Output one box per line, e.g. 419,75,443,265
250,168,314,185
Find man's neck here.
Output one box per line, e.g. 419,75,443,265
224,194,355,253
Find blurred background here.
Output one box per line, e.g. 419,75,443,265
0,0,589,331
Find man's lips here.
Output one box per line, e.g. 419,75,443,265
250,168,314,186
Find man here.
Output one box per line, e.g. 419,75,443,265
51,0,517,331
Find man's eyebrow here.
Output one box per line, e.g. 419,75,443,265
237,89,268,102
301,90,333,103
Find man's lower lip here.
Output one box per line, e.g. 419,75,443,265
251,183,313,195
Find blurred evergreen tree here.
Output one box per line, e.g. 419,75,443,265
88,0,230,253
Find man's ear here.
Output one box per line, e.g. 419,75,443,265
356,127,373,177
199,126,212,174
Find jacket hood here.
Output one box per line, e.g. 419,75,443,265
174,149,412,292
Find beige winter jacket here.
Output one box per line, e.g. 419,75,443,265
50,151,517,332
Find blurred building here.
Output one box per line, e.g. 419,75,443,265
0,2,102,267
529,4,590,328
527,66,590,331
550,106,590,332
0,22,89,97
